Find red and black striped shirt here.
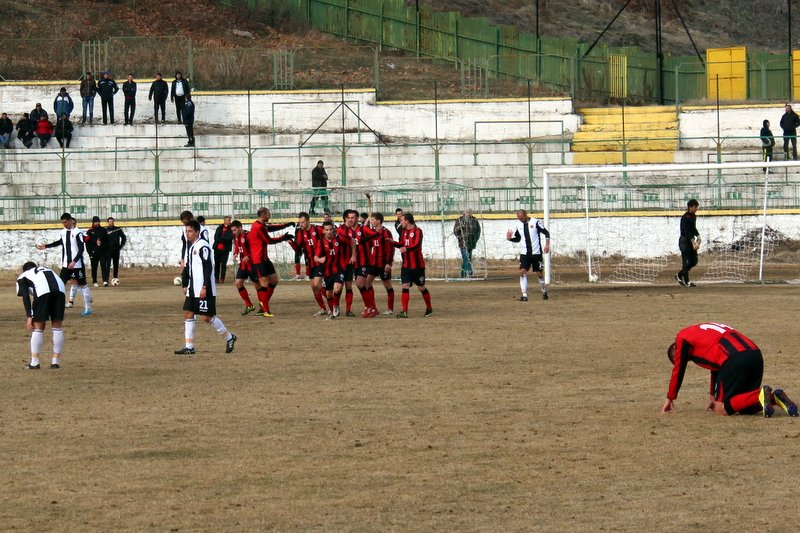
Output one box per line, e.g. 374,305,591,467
316,235,350,277
356,225,385,268
233,231,252,264
381,227,395,266
667,323,760,400
395,226,425,269
294,224,324,260
336,224,356,266
247,220,293,264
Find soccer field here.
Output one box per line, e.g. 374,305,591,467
2,271,799,531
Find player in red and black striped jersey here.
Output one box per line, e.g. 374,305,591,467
313,220,355,318
230,220,261,315
379,223,396,314
354,213,390,318
292,212,328,315
336,209,360,316
662,323,798,417
392,213,432,318
246,207,295,317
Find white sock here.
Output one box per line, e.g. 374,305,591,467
519,275,528,296
209,316,231,339
184,319,196,349
52,327,64,356
51,356,60,366
69,285,77,302
81,286,92,309
539,277,546,292
31,329,43,359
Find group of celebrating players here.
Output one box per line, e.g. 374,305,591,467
227,206,433,321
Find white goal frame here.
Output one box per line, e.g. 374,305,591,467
542,160,800,285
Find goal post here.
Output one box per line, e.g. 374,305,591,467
542,160,800,285
230,181,489,281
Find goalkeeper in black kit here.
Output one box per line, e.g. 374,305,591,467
675,199,700,287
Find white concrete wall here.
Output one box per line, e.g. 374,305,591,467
0,84,578,141
2,214,794,270
679,106,785,150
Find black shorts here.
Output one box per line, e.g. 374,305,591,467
183,295,217,317
31,292,66,323
357,265,382,278
59,266,87,284
380,267,392,282
235,266,258,282
311,265,325,278
343,264,355,282
254,261,276,278
718,349,764,415
324,273,344,291
519,254,544,272
400,267,426,286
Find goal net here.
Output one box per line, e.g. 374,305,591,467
542,160,800,284
230,182,488,281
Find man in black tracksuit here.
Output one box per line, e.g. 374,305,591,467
182,95,195,147
780,103,800,160
105,217,127,281
122,74,137,125
171,71,191,124
97,71,119,125
149,73,169,124
86,216,110,286
675,199,700,288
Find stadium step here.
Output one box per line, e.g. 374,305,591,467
571,105,678,164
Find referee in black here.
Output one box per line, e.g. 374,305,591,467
675,199,700,287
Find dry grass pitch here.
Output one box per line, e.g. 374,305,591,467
1,269,799,531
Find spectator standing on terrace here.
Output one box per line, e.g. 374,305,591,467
122,73,137,125
171,70,191,124
182,95,195,147
55,114,73,149
98,71,119,125
16,113,34,148
309,160,328,214
53,87,74,118
30,103,48,123
761,119,775,172
0,112,13,149
35,116,53,148
149,73,169,124
79,71,97,126
780,103,800,160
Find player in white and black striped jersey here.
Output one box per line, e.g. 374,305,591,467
506,209,551,301
16,262,66,369
37,212,93,316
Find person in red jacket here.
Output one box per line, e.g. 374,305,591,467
662,323,798,417
35,116,54,148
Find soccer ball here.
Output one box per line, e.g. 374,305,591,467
589,274,599,283
173,276,183,286
110,278,120,286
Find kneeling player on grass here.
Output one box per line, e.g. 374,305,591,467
231,220,261,315
175,220,236,355
506,209,550,301
392,213,432,318
17,262,67,370
662,322,798,417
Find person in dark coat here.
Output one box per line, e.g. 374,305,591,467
149,73,169,124
780,103,800,160
309,160,328,214
16,113,34,148
86,216,110,287
79,71,97,126
213,216,234,283
182,94,195,147
30,103,48,123
0,112,13,148
171,71,191,124
453,209,482,277
122,73,137,125
761,119,775,172
55,114,73,149
97,71,119,125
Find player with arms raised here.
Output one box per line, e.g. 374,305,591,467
393,213,432,318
